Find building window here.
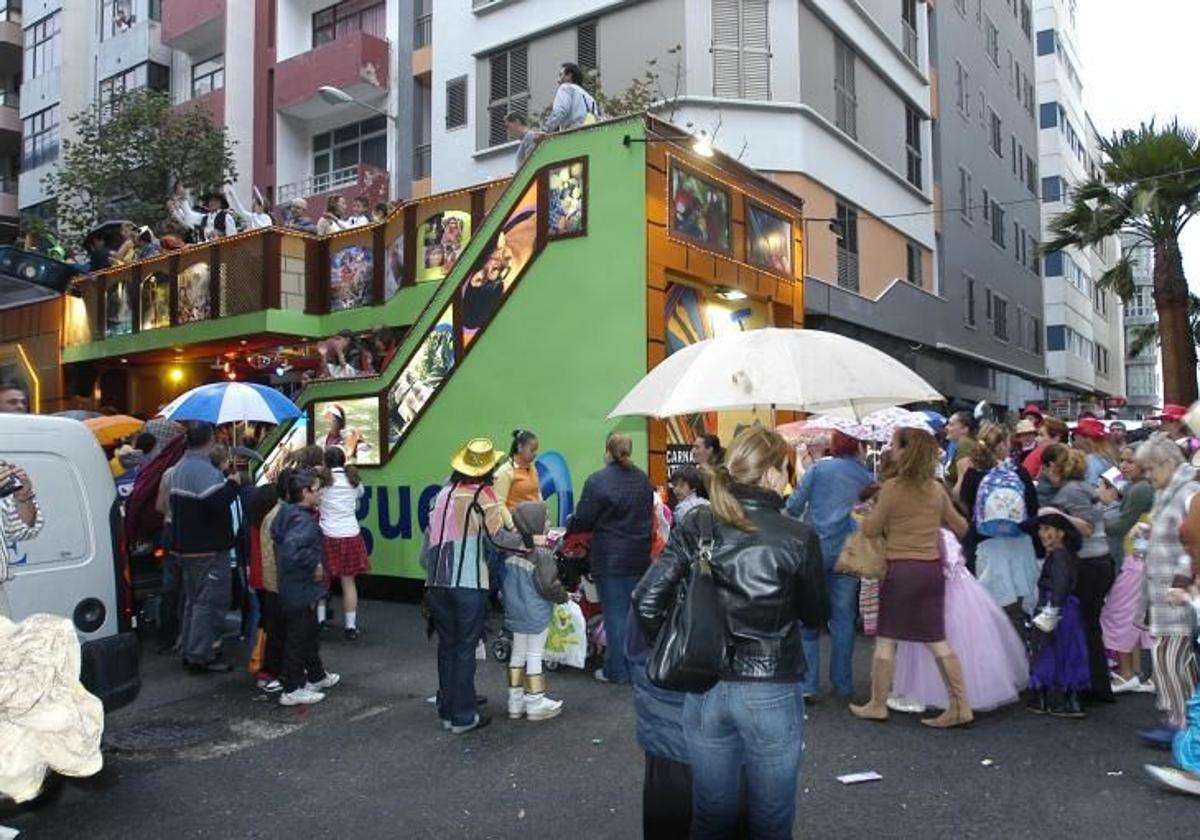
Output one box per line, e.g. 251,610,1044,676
993,295,1008,341
1043,251,1063,277
985,16,999,66
906,242,923,286
901,0,919,63
964,275,976,326
0,1,21,24
834,200,859,292
1010,135,1018,174
834,36,857,139
711,0,770,100
313,0,386,47
982,186,990,220
1125,287,1153,318
99,62,169,121
958,166,973,221
191,54,224,98
99,0,135,41
1032,316,1042,353
413,0,432,48
1042,175,1063,203
1020,1,1032,37
954,61,970,116
1039,101,1059,129
312,116,387,181
21,104,59,169
989,109,1002,156
991,200,1005,247
577,19,598,74
905,106,922,188
1036,28,1055,55
445,75,467,130
1013,222,1021,262
986,287,993,322
1025,153,1037,195
487,43,529,147
23,11,60,81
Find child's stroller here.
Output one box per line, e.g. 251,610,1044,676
490,530,605,671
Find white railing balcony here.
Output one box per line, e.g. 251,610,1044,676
277,164,361,205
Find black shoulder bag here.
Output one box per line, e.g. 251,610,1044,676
646,508,725,693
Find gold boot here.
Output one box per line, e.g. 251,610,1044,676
849,656,894,721
507,667,526,719
922,654,974,729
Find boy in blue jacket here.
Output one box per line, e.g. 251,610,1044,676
272,469,340,707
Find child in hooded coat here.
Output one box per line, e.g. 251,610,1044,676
503,501,569,721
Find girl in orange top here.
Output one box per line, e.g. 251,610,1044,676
495,430,544,528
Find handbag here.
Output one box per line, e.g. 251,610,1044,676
834,530,888,580
646,508,726,693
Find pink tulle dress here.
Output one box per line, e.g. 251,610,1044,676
1100,555,1153,654
891,529,1029,712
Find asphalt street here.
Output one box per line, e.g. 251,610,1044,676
4,600,1197,839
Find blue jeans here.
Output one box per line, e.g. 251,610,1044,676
180,552,230,665
800,571,859,697
596,574,640,683
684,680,806,839
428,587,488,726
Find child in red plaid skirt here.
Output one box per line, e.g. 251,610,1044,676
320,447,371,640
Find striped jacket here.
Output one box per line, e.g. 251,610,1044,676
1,494,44,582
1147,464,1200,637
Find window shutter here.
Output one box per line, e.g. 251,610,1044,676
510,44,528,97
489,52,509,102
711,0,741,98
740,0,769,100
445,76,467,129
577,20,598,73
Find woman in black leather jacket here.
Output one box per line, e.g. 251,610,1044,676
633,427,828,838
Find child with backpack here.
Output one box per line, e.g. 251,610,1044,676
1026,509,1091,718
503,501,569,721
959,423,1041,638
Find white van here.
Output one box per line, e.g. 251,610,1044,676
1,414,141,710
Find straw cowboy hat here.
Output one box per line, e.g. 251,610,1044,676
450,437,504,477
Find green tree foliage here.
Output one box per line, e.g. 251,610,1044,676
42,90,237,243
1044,119,1200,404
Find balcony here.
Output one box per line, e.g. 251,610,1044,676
174,87,224,124
0,90,17,134
276,162,389,208
161,0,225,52
275,30,390,120
61,174,509,365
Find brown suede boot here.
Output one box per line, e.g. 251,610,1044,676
849,656,894,721
922,654,974,729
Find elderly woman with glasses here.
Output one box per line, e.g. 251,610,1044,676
1135,434,1200,749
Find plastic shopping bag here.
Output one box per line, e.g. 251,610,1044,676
544,600,587,669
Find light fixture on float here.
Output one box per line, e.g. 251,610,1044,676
692,130,715,158
714,285,748,301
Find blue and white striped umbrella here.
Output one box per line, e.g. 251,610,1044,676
158,382,302,425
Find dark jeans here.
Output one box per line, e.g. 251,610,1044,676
428,586,488,726
800,570,859,697
643,754,753,840
156,552,182,649
180,553,230,665
684,680,805,840
281,605,326,693
596,574,640,683
1077,555,1117,701
257,589,286,677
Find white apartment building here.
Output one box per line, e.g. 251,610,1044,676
1034,0,1123,414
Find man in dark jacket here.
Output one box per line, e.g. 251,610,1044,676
567,433,654,684
169,423,241,673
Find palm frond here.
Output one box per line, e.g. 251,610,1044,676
1097,254,1136,300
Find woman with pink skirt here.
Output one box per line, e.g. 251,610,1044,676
1101,518,1155,694
889,529,1028,713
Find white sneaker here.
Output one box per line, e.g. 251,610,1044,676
594,668,610,683
507,687,526,720
525,694,563,721
1133,677,1157,694
279,686,325,706
257,678,282,694
307,673,341,691
886,695,926,714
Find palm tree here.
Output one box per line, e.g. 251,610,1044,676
1127,294,1200,358
1045,119,1200,406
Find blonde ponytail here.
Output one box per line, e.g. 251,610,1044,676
701,463,755,532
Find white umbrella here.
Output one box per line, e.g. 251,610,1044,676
859,407,934,443
609,328,941,421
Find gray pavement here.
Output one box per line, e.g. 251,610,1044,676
4,599,1197,839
